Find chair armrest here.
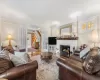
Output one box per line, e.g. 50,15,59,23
0,60,38,80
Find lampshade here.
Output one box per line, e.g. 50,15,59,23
91,30,98,42
1,40,16,47
7,34,12,40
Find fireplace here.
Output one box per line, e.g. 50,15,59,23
60,45,70,57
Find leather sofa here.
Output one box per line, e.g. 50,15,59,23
0,59,38,80
57,56,100,80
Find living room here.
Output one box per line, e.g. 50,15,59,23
0,0,100,80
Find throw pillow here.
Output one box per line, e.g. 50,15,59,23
80,47,90,58
0,50,10,60
83,48,100,74
14,51,31,62
9,53,27,66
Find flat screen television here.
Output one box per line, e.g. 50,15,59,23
48,37,56,45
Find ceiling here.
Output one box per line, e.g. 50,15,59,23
0,0,100,27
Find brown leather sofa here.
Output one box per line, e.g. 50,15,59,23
0,59,38,80
57,56,100,80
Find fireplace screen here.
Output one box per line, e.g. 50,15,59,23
60,45,70,57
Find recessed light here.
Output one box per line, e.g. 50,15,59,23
52,21,60,26
70,11,82,18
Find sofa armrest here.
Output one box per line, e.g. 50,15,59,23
57,58,82,75
0,60,38,80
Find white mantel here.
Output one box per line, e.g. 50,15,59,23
56,39,78,57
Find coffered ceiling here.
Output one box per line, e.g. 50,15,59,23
0,0,100,26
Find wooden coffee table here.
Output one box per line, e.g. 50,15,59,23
41,52,53,62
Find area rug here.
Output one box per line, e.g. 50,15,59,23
34,55,59,80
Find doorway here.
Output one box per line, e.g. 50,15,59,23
27,29,41,56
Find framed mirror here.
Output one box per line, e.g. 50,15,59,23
60,24,72,36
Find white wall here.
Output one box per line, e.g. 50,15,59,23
0,17,27,49
0,17,1,51
78,16,98,47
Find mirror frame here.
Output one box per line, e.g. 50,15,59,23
60,24,72,35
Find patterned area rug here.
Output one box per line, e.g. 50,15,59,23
32,55,59,80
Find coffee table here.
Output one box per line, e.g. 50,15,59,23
41,52,53,62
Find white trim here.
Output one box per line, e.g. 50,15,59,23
0,17,1,51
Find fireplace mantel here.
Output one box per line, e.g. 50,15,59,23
56,37,78,40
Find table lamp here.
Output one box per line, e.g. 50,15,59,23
7,34,12,46
2,34,16,47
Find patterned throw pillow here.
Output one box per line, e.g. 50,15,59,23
83,48,100,74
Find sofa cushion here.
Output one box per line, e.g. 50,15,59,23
0,58,13,74
83,48,100,74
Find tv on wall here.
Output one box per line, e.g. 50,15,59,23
48,37,56,45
